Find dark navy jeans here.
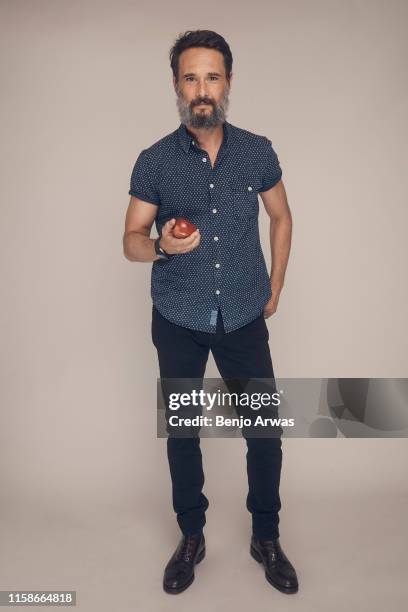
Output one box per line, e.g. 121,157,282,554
151,304,283,540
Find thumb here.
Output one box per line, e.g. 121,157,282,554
162,218,175,235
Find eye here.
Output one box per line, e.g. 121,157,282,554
185,76,194,81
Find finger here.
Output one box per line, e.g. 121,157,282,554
173,229,200,245
187,232,201,247
179,233,201,253
162,218,176,235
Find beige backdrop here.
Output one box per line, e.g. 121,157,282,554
1,1,407,610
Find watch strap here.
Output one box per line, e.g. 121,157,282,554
154,236,170,260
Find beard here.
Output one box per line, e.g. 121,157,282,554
175,83,230,129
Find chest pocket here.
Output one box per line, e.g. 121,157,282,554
229,177,259,220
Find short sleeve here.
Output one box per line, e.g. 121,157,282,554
128,149,161,205
259,137,282,192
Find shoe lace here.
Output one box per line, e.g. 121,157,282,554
177,535,199,564
261,540,280,561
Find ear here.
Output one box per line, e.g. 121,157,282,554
173,75,178,92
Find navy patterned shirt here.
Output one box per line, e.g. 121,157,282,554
128,120,282,333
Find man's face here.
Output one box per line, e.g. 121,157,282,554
174,47,231,129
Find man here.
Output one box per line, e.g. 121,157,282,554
123,29,298,595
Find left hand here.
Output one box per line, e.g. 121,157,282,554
263,288,281,319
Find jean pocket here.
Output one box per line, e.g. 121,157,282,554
252,312,270,341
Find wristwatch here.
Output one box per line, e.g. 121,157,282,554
154,236,170,261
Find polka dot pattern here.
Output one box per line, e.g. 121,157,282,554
128,121,282,333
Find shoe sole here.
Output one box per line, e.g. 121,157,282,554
163,547,206,595
250,545,298,594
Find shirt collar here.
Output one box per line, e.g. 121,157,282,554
177,120,231,153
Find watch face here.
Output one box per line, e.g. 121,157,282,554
157,246,168,259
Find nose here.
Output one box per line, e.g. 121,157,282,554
196,78,208,100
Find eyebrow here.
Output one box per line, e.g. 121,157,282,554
183,72,223,78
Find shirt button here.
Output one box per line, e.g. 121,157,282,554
192,140,195,145
212,208,217,213
248,185,253,191
209,183,214,188
215,263,220,268
202,157,207,162
215,289,220,295
213,236,219,241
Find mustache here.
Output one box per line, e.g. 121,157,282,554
191,98,215,107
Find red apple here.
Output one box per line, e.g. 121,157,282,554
172,217,197,239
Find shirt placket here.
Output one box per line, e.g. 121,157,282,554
192,137,227,330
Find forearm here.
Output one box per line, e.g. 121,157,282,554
123,231,161,262
269,216,292,291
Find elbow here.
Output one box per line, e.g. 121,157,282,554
123,250,136,262
269,213,291,227
122,233,138,262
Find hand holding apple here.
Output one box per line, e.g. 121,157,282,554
159,218,200,255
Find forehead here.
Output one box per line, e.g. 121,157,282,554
178,47,226,75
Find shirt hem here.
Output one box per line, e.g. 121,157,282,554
258,172,282,192
152,301,267,334
129,190,160,205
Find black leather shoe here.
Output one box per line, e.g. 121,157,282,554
163,532,206,594
250,535,299,594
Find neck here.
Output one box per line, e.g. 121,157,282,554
186,123,224,149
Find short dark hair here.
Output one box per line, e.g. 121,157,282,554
169,29,233,84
